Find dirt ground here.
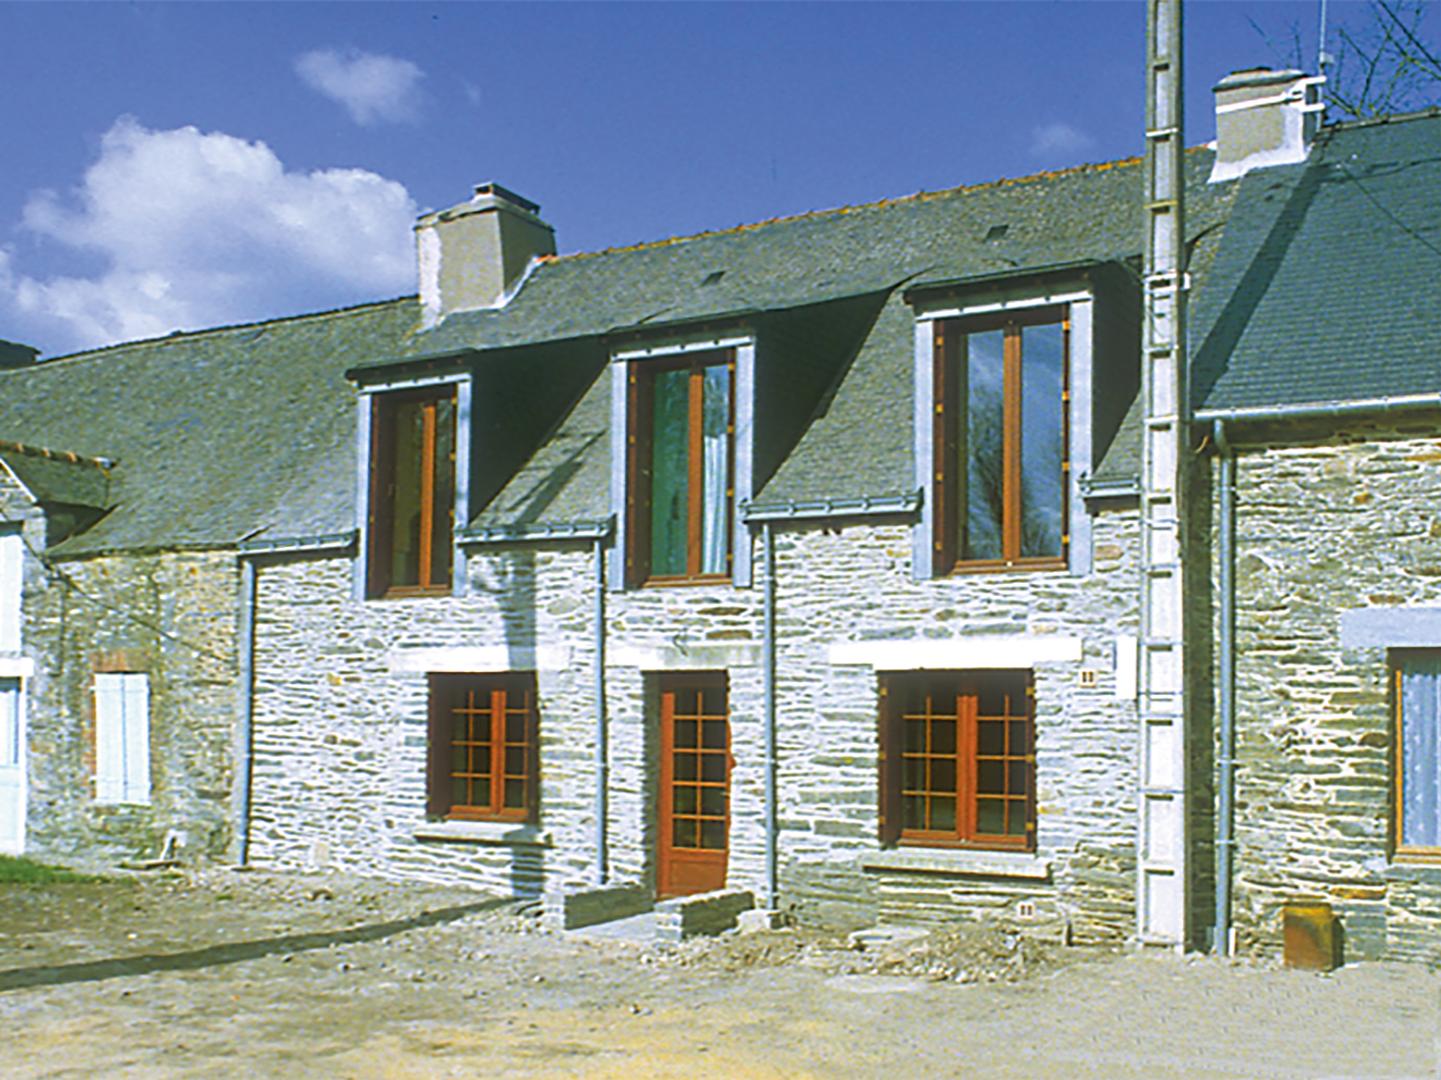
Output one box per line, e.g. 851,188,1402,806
0,869,1437,1078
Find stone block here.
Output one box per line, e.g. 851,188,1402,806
543,882,653,931
654,888,754,941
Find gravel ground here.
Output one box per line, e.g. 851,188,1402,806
0,868,1437,1078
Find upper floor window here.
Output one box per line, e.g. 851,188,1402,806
368,387,456,597
932,307,1068,572
879,670,1034,850
1395,651,1441,856
627,350,734,585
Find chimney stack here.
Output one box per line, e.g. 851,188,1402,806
415,182,555,326
1209,68,1323,183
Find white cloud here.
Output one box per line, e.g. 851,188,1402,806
295,47,425,126
1029,121,1097,159
3,116,417,353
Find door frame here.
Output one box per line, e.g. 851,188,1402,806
656,671,730,899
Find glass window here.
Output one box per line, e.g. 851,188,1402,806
369,387,456,597
880,670,1034,849
935,308,1068,572
1396,652,1441,852
629,351,734,584
428,673,536,822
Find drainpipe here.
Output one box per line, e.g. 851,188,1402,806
593,535,608,885
762,521,778,909
235,557,257,866
1213,419,1236,956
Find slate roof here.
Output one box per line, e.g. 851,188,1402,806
0,299,419,557
473,149,1237,528
1192,110,1441,415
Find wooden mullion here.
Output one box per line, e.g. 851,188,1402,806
1001,325,1023,562
628,365,651,586
368,396,394,598
958,688,977,843
1060,317,1071,557
933,323,956,569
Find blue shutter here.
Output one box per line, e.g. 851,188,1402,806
1401,654,1441,849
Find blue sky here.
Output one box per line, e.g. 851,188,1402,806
0,1,1411,357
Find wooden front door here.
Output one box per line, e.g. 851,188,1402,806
658,673,729,898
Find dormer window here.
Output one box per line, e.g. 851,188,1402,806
627,350,735,585
368,386,456,597
932,307,1068,573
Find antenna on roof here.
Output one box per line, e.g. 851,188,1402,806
1316,0,1331,116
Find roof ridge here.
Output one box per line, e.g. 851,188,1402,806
30,294,418,368
0,438,113,471
546,146,1214,266
1322,106,1441,134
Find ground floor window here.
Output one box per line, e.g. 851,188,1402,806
1395,651,1441,854
427,673,537,822
94,672,150,805
879,670,1034,849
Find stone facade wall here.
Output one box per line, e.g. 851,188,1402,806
1226,424,1441,963
250,507,1143,939
22,547,238,867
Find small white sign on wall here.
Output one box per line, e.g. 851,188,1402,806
1114,634,1139,701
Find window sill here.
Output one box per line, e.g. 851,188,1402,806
413,821,550,847
860,847,1051,880
948,559,1068,577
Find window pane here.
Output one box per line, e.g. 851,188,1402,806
1019,323,1065,559
977,720,1005,756
930,796,956,832
1006,800,1028,836
976,799,1005,834
674,819,697,848
1401,656,1441,848
903,794,924,830
503,779,526,809
904,718,926,753
963,330,1005,561
700,753,726,782
675,719,698,749
675,753,698,781
977,760,1005,795
700,364,731,575
702,719,726,749
1009,761,1029,795
505,712,527,744
430,396,456,585
700,786,726,817
903,758,924,790
388,398,426,586
700,818,726,850
931,718,956,755
649,368,690,576
673,787,697,815
930,756,957,795
504,747,526,776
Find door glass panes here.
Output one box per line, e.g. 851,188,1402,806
649,367,690,577
667,683,728,851
963,330,1004,561
700,364,731,575
1020,322,1064,558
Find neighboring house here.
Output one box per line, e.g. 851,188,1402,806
0,69,1437,962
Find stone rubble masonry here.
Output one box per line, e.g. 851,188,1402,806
250,507,1143,940
16,532,238,868
1224,424,1441,965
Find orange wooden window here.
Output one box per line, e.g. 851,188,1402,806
626,350,735,586
933,307,1069,574
369,386,457,598
880,671,1034,850
428,674,536,822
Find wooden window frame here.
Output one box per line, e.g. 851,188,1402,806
368,386,457,599
427,673,538,824
626,350,736,587
933,306,1070,575
1392,653,1441,860
878,670,1035,852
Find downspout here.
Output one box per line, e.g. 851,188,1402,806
1212,419,1236,956
762,521,778,908
235,556,257,866
593,535,608,885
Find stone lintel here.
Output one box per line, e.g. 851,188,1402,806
1340,607,1441,649
609,643,761,670
387,645,572,675
828,634,1082,670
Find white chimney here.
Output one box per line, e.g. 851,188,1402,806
416,182,555,326
1209,68,1324,183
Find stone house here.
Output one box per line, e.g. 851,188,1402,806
1,71,1438,960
